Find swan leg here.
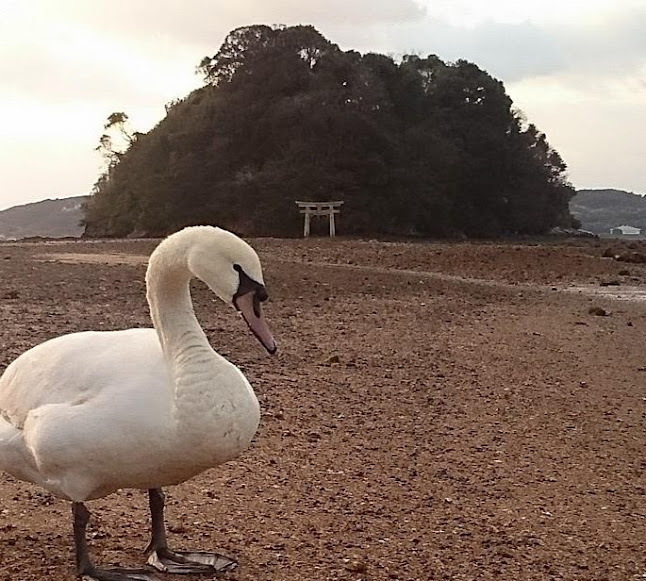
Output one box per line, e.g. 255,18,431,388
73,502,160,581
145,488,237,575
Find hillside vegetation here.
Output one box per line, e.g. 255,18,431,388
83,25,575,239
570,189,646,234
0,197,86,240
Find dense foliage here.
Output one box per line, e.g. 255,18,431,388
83,25,576,238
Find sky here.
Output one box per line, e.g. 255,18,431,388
1,0,645,210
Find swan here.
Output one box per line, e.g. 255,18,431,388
0,226,277,580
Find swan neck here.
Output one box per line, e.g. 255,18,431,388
141,229,261,466
145,241,225,392
148,271,203,354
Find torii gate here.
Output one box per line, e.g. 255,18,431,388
295,201,344,238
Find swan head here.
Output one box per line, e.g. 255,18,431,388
185,227,277,354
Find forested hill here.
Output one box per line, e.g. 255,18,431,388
83,24,576,239
570,189,646,234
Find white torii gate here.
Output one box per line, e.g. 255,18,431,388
295,201,344,238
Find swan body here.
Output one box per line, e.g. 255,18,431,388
0,328,257,500
0,225,276,579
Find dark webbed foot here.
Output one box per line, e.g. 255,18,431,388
73,502,161,581
80,565,160,581
146,489,237,575
147,547,237,574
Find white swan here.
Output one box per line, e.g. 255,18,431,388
0,226,277,580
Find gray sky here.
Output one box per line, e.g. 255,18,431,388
1,0,645,210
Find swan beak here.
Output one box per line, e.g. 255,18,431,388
234,292,277,354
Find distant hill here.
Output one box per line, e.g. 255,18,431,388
0,196,88,240
570,189,646,234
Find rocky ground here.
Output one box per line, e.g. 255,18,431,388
0,236,645,581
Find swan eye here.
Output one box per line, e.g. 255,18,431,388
233,265,268,306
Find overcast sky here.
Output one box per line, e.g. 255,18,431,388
1,0,645,210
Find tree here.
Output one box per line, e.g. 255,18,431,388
83,25,575,239
197,25,277,85
95,112,138,167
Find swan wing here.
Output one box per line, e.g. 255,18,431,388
0,328,169,429
0,328,176,498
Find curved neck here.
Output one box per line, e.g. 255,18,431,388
146,250,230,434
147,266,210,367
138,228,261,472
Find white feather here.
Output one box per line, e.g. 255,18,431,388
0,226,264,502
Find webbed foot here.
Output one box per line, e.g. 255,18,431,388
73,502,161,581
147,547,237,575
80,565,160,581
